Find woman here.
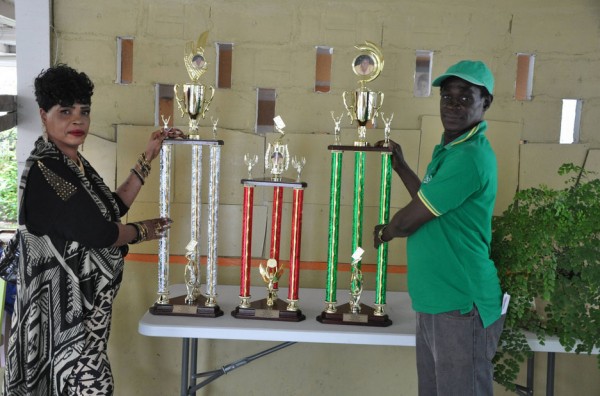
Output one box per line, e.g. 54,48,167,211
3,64,180,395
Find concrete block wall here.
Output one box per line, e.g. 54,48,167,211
24,0,600,395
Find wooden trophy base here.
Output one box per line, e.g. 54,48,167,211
316,303,392,327
231,298,306,322
149,294,224,318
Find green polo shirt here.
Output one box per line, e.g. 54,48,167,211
407,121,502,328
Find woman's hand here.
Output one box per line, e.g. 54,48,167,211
143,128,186,162
140,217,173,241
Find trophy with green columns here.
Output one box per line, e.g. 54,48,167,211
317,41,393,327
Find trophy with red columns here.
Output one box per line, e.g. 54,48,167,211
317,42,393,327
232,116,306,322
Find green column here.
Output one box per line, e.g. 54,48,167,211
375,152,392,305
325,151,343,304
351,151,366,268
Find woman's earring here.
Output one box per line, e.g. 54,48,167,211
42,124,48,143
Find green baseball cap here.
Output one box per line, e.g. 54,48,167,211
432,60,494,95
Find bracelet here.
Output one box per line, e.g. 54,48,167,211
137,153,151,178
377,225,388,243
130,167,145,185
128,222,149,244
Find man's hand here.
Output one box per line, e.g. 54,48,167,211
373,223,388,249
374,139,406,173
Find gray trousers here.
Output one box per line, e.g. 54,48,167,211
416,307,505,396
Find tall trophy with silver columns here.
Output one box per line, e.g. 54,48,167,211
150,31,224,318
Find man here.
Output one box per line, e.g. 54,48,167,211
373,60,504,396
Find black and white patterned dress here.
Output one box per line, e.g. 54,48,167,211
4,138,129,395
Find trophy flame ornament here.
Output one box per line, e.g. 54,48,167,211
265,116,290,181
174,31,215,134
343,41,385,146
259,258,285,307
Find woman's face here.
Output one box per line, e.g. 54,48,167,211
40,102,90,155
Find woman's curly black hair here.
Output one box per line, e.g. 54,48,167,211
34,64,94,111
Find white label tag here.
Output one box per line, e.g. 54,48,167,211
501,292,511,315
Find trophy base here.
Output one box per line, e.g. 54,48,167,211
149,294,224,318
231,298,306,322
316,303,392,327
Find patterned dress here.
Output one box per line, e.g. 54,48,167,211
4,138,128,395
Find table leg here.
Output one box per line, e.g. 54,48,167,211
181,338,189,396
191,339,198,389
546,352,555,396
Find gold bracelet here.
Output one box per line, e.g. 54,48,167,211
128,221,149,244
137,153,151,178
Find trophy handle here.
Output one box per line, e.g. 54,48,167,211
174,84,187,117
342,91,356,123
201,86,216,119
374,91,385,118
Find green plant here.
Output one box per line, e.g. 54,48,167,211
491,163,600,390
0,127,18,223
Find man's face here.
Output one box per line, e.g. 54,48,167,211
439,77,491,135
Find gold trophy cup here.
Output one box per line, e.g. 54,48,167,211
342,41,385,146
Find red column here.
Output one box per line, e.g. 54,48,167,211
240,185,254,298
270,186,284,289
288,188,304,301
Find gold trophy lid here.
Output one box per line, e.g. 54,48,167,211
352,41,384,88
184,31,210,83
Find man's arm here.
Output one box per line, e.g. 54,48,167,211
373,195,435,248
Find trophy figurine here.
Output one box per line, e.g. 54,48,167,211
342,41,385,146
349,247,364,314
265,116,290,181
331,111,343,145
291,156,306,182
243,153,259,179
381,112,394,147
211,116,219,139
184,240,201,304
174,31,215,136
259,258,285,307
161,114,172,132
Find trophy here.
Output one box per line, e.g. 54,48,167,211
291,156,306,182
259,258,285,306
184,240,201,304
331,111,343,145
243,153,259,179
174,31,215,137
342,41,385,146
150,32,224,318
349,248,364,314
318,41,393,327
380,112,394,147
233,115,307,322
211,117,219,139
265,116,290,181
